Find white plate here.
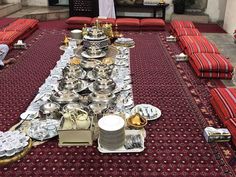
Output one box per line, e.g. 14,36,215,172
81,51,106,59
20,111,38,120
131,104,161,121
98,130,145,153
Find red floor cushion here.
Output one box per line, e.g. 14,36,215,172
170,20,195,29
66,16,92,25
170,20,195,34
140,18,165,26
189,53,233,73
91,17,116,25
140,18,165,31
116,18,140,31
179,36,208,47
0,31,20,43
189,59,233,79
0,40,11,46
211,88,236,123
175,28,201,37
4,19,38,31
225,118,236,145
184,40,220,55
116,18,140,26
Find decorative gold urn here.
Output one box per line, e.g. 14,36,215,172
102,23,113,38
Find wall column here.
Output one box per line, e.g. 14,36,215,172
223,0,236,35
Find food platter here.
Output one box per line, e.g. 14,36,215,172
131,104,161,121
27,119,61,141
81,51,106,59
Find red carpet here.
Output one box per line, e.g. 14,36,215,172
0,20,235,176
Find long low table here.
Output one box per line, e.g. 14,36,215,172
115,3,169,20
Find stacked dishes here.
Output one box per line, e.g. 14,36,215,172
114,38,135,48
98,115,125,150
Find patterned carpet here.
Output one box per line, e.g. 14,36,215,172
0,20,235,176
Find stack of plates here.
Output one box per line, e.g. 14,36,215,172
98,115,125,150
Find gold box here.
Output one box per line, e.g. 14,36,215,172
58,118,94,146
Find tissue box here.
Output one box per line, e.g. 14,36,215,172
166,36,176,42
13,43,27,49
203,127,231,143
175,53,188,61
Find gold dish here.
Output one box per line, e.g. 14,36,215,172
70,57,81,65
102,57,115,65
127,113,147,129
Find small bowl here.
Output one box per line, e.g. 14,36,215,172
126,113,147,129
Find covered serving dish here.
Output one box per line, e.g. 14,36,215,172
92,77,116,94
39,102,61,119
89,92,116,105
62,65,86,79
92,64,113,78
50,90,80,105
58,78,84,91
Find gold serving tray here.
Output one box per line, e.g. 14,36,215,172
0,138,32,166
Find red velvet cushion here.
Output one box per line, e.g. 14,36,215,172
116,18,140,26
91,18,116,25
211,88,236,120
175,28,201,37
185,41,219,55
170,20,195,29
189,53,233,73
0,31,20,41
140,18,165,27
65,17,92,24
189,59,233,79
